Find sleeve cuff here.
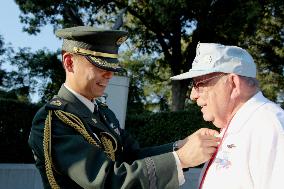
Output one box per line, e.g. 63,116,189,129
172,151,185,185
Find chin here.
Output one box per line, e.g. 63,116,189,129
202,114,213,122
212,120,226,129
92,91,104,98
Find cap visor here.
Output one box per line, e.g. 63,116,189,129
85,56,124,72
170,70,217,80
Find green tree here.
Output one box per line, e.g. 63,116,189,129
120,50,147,114
14,0,283,110
0,35,6,87
3,48,64,102
0,36,25,101
121,49,171,113
243,0,284,107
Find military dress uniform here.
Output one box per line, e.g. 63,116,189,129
28,26,180,189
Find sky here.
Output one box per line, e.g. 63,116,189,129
0,0,61,52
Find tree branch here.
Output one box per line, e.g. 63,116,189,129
62,4,84,26
112,0,172,62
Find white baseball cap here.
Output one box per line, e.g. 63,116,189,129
170,43,256,80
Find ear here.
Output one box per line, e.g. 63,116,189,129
229,74,241,99
62,53,74,72
190,87,198,101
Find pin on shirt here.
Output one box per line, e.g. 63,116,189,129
227,144,236,148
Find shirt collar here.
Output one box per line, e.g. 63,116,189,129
227,91,269,134
64,83,95,113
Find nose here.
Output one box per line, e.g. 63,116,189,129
190,87,199,101
103,70,114,79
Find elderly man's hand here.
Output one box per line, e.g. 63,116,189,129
176,128,220,168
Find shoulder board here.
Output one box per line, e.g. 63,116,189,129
45,97,67,110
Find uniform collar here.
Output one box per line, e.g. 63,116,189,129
57,85,93,118
227,91,269,134
64,83,95,113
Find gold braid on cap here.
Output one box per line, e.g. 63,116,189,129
73,47,121,69
73,47,118,58
43,110,118,188
88,56,121,69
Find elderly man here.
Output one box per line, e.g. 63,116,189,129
28,27,220,189
171,43,284,189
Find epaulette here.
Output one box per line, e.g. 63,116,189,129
45,97,67,110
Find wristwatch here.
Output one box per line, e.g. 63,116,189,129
173,141,179,151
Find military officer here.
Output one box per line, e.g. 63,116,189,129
28,26,220,189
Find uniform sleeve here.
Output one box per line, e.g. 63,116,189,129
119,129,185,186
119,128,174,159
248,110,284,189
29,109,179,189
100,103,175,160
55,118,179,188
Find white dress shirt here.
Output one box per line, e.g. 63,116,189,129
200,92,284,189
64,84,100,142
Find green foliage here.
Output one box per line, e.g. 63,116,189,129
125,104,214,147
0,35,5,56
7,0,284,111
243,1,284,102
15,0,117,34
0,89,18,99
121,50,172,112
3,48,64,103
0,98,40,163
0,35,7,86
0,87,30,102
120,50,147,114
0,98,212,162
13,0,274,110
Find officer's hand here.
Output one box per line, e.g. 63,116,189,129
176,128,220,168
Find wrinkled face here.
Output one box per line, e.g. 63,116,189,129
190,72,231,128
71,54,114,99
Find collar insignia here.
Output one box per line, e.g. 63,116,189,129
50,100,62,106
92,118,97,124
116,36,127,45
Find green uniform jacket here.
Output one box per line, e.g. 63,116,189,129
28,85,179,189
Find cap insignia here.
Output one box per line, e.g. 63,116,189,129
89,56,121,69
116,36,128,45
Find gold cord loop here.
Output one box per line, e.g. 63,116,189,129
43,110,60,189
43,109,117,188
54,110,100,146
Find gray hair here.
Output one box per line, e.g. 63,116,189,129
240,76,259,88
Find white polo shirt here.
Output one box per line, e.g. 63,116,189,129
200,92,284,189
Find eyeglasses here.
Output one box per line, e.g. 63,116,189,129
190,74,227,93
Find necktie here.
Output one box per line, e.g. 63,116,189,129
91,99,98,114
93,103,98,113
